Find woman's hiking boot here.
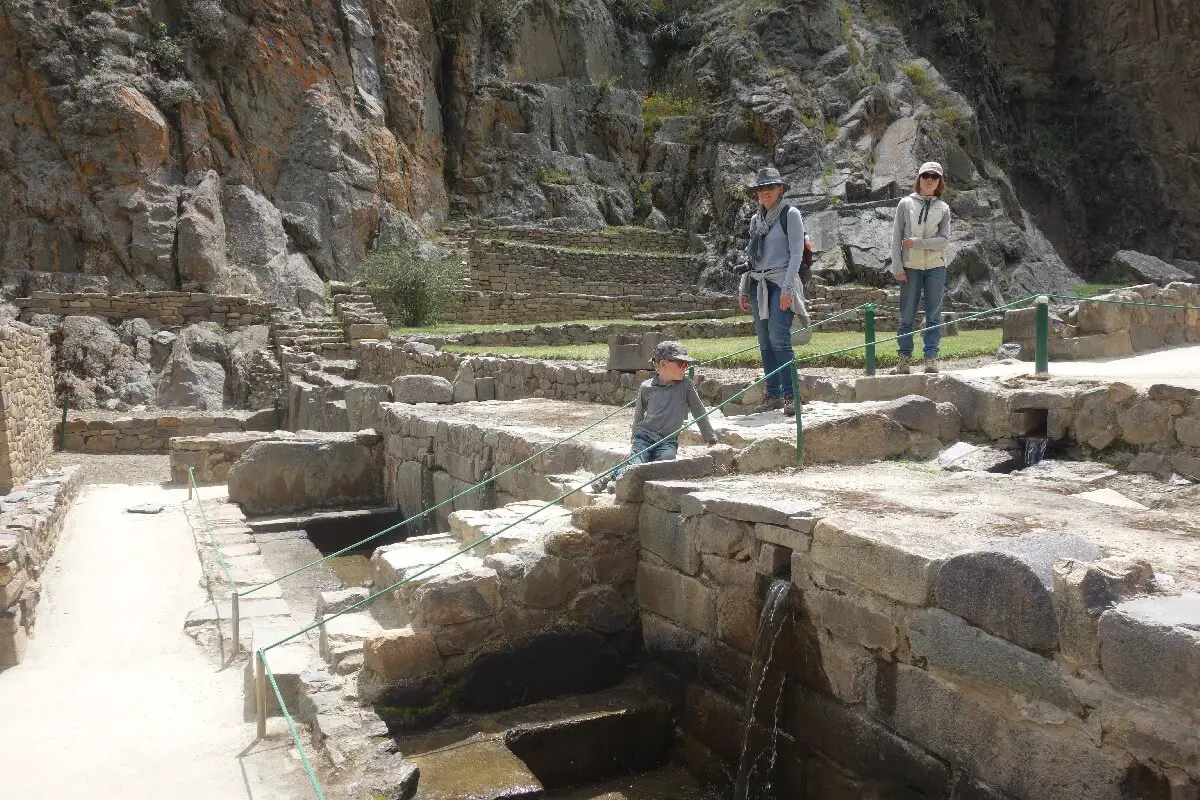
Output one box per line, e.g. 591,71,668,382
782,396,797,417
924,358,940,374
891,354,912,375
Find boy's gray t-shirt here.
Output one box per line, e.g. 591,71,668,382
633,376,716,443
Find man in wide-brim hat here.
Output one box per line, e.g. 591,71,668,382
737,166,808,416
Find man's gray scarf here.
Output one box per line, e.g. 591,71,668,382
748,201,785,265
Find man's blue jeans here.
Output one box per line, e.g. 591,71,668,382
749,280,795,399
897,266,946,358
614,429,678,479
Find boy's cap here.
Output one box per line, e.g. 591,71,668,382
918,161,944,177
650,341,697,363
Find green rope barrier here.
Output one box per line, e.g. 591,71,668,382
187,467,235,587
262,653,327,800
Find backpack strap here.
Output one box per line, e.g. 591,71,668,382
779,203,789,237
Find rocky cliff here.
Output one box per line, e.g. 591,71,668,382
0,0,1189,305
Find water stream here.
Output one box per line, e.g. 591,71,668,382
732,579,794,800
1024,436,1049,468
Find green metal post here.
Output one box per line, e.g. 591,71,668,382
864,303,876,376
790,362,804,464
1035,295,1049,375
274,396,283,431
688,366,695,383
58,395,69,451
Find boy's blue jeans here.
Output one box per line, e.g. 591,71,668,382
897,266,946,358
748,280,795,399
614,429,678,479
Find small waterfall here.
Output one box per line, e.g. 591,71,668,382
732,579,793,800
1024,436,1049,467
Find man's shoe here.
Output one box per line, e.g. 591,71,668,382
753,397,783,413
782,396,797,417
891,354,912,375
924,358,940,374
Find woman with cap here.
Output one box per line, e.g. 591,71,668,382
738,167,807,415
889,161,951,374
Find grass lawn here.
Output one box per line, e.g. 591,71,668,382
1070,283,1129,299
446,327,1004,369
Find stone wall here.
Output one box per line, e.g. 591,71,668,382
170,431,288,485
0,320,56,493
1003,282,1200,360
16,292,270,327
472,225,693,253
59,410,279,455
441,290,733,325
0,465,82,667
633,479,1200,798
467,240,702,292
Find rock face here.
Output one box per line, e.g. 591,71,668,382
227,432,384,515
879,0,1200,272
52,316,280,411
0,0,1187,305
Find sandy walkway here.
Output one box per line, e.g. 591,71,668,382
0,484,313,799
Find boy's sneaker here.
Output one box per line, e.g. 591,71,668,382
753,397,783,413
891,354,912,375
606,480,617,494
591,475,612,493
923,358,939,374
782,396,797,417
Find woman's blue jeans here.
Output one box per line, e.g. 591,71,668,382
897,266,946,358
749,280,795,399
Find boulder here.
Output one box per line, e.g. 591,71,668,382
1110,250,1194,287
935,533,1101,653
227,434,383,514
362,627,443,686
878,395,940,437
1098,594,1200,705
804,412,912,464
177,170,227,286
392,375,453,404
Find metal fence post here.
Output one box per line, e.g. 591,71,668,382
187,466,193,501
231,593,241,657
256,650,268,739
1035,295,1049,376
864,303,876,376
58,395,69,450
790,361,804,463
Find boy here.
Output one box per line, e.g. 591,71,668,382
594,341,718,493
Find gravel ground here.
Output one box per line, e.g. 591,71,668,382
49,452,171,486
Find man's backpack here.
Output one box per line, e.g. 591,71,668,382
777,204,813,285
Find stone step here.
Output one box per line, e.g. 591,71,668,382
395,687,671,795
448,501,578,557
369,533,465,626
318,611,383,676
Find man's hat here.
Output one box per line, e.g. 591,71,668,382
747,166,791,192
650,340,697,364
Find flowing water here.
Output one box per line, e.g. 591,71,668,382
732,579,794,800
1024,436,1049,467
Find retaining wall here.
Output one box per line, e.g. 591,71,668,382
633,479,1200,797
467,239,702,291
472,225,692,253
441,290,733,325
0,320,56,493
58,410,279,455
0,465,82,667
16,291,270,327
1003,282,1200,360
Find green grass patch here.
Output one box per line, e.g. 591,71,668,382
902,63,934,97
445,328,1004,368
1070,283,1128,299
393,316,723,334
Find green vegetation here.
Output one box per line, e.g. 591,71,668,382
798,113,819,130
446,328,1005,369
98,0,118,9
358,245,465,327
159,79,198,110
538,168,582,185
396,316,679,335
824,121,838,143
902,63,934,97
642,90,703,137
1071,283,1128,299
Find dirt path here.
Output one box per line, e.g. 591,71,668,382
0,483,314,799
